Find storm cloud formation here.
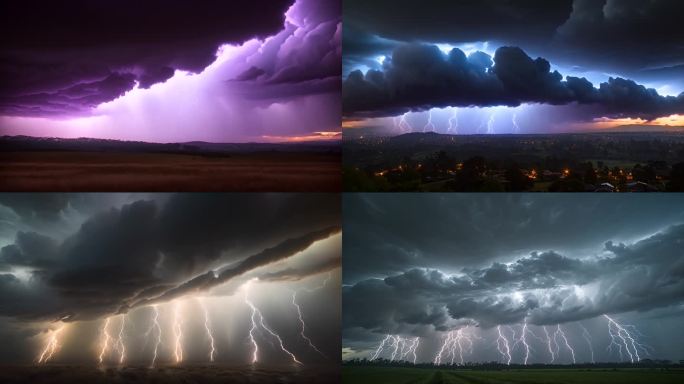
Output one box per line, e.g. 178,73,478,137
342,194,684,360
0,0,341,142
343,0,684,128
0,194,340,322
0,0,291,116
343,44,684,119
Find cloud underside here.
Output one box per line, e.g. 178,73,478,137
0,194,340,322
343,224,684,338
0,0,341,117
343,44,684,120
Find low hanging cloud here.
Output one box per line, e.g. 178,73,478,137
343,224,684,337
343,44,684,120
0,194,340,322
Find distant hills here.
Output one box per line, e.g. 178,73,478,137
0,135,340,154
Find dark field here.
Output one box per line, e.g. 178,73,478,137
0,151,341,191
0,364,339,384
342,366,684,384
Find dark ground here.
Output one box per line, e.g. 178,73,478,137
0,151,341,192
0,364,340,384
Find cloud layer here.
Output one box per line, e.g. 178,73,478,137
0,194,340,322
343,44,684,119
343,194,684,341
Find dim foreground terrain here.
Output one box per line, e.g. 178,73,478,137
343,131,684,192
0,136,340,191
0,364,339,384
342,366,684,384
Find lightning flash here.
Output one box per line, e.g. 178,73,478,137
37,325,65,364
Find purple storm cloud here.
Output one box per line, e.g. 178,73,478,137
0,0,341,143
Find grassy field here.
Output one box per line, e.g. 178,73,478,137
342,366,684,384
0,364,339,384
0,151,340,191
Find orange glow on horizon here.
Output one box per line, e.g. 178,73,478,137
260,131,341,143
589,114,684,129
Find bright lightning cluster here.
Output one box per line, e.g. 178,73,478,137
244,280,303,365
434,328,477,366
37,325,65,364
604,314,650,363
370,335,420,364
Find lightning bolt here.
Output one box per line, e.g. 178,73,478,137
512,112,520,133
434,328,475,366
543,326,555,363
447,108,459,134
173,302,183,363
246,295,259,364
579,323,595,364
244,280,302,365
116,314,127,364
201,300,216,362
423,110,436,132
150,305,162,367
554,325,576,364
370,334,391,360
512,321,532,365
486,113,495,134
98,317,113,364
400,337,420,364
37,325,64,364
603,314,650,363
395,112,413,133
292,291,325,358
496,325,512,365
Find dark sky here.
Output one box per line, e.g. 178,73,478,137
0,194,340,365
0,0,342,142
342,194,684,363
342,0,684,133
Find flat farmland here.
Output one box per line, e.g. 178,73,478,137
342,366,684,384
0,151,341,192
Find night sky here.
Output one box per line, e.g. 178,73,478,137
0,194,340,365
343,194,684,363
0,0,341,143
342,0,684,135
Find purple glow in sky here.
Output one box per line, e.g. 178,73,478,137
0,0,341,143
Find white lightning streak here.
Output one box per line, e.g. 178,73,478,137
543,326,555,363
37,325,64,364
555,325,576,364
486,114,495,134
512,112,520,133
515,321,531,365
116,314,127,364
173,302,183,363
603,314,648,363
98,317,112,364
246,297,259,364
496,325,512,365
292,291,326,358
244,281,302,365
150,305,161,367
370,335,391,361
201,300,216,362
447,108,459,134
434,328,474,366
579,323,595,364
423,110,436,132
